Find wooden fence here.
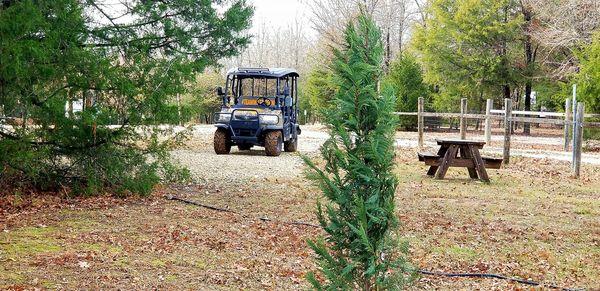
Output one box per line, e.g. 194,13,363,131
395,97,600,178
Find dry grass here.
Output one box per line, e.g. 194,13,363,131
397,152,600,289
1,146,598,290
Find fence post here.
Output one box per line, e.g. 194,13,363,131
418,97,424,148
503,98,512,165
485,99,492,144
572,84,577,152
460,98,467,140
564,99,572,151
573,102,584,178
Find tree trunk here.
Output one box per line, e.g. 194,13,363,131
68,100,73,118
524,81,532,134
398,2,405,57
384,28,391,72
503,85,510,100
522,5,535,135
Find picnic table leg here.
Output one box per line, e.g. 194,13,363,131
435,145,458,180
460,145,479,179
469,145,490,182
427,145,448,176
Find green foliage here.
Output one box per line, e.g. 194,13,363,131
577,32,600,140
385,54,430,129
583,124,600,141
412,0,522,110
576,32,600,113
533,81,568,112
185,72,224,123
304,68,338,118
303,12,414,290
298,85,313,124
0,0,252,195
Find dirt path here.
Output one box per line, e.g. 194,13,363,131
187,124,600,165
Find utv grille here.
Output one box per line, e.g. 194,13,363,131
234,128,257,136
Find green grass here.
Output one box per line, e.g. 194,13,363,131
77,242,123,254
0,226,62,259
583,121,600,140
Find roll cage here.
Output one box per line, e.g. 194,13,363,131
221,68,299,110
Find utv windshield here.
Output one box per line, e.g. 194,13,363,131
226,76,291,108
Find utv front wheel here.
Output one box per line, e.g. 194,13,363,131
214,128,231,155
284,137,298,152
264,131,282,156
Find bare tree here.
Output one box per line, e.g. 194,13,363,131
220,14,314,76
529,0,600,79
412,0,428,27
309,0,418,63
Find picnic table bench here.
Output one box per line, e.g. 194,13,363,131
418,139,502,182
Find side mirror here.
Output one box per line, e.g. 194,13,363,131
216,86,224,96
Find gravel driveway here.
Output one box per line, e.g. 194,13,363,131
171,124,600,184
171,125,328,184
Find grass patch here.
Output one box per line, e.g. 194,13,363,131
0,226,62,259
0,267,26,286
113,257,130,268
583,124,600,140
164,274,178,282
445,246,478,261
151,259,167,268
78,243,123,254
59,211,102,231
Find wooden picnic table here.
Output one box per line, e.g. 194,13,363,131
418,139,502,182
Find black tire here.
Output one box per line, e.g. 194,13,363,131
213,128,231,155
284,137,298,152
238,144,253,151
264,131,282,156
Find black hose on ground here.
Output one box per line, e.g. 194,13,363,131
418,270,582,291
166,195,321,228
166,195,583,291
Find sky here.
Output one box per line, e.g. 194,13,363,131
249,0,316,36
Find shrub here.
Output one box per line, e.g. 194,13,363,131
385,54,430,130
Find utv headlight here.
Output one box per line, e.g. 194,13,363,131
215,113,231,123
260,115,279,125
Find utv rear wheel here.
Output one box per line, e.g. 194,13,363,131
284,137,298,152
264,131,282,156
214,128,231,155
238,144,253,151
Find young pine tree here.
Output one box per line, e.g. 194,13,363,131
304,12,415,290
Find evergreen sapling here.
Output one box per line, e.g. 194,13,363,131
304,12,415,290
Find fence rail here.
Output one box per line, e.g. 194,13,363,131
489,109,600,118
490,109,564,117
396,111,599,126
396,97,597,179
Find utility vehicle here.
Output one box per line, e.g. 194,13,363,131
213,68,300,156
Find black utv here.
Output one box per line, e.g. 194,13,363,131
213,68,301,156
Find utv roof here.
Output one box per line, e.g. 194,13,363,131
227,67,299,78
